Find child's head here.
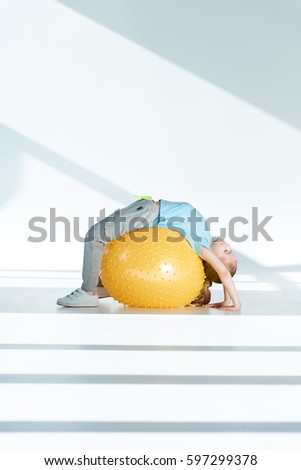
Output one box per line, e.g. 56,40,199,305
191,237,237,306
208,237,237,280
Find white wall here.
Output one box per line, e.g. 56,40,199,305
0,0,300,272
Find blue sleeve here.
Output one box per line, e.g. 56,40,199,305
186,204,212,255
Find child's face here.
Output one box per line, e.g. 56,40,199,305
211,238,237,266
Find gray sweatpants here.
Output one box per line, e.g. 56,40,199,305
81,199,159,292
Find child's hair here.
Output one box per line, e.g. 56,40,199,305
190,260,237,306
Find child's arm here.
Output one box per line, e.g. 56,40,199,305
199,247,241,311
203,286,233,310
203,286,233,309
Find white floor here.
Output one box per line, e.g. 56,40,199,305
0,269,301,469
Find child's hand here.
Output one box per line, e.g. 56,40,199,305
202,301,241,311
202,301,231,308
215,305,241,311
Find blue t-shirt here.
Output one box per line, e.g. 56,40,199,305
146,199,212,258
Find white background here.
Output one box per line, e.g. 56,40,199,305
1,0,300,273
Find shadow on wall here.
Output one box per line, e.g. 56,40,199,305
237,252,300,295
58,0,301,130
0,124,132,206
1,125,300,300
0,129,20,205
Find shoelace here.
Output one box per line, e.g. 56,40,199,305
67,288,82,299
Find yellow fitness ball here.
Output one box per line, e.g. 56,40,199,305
100,227,205,308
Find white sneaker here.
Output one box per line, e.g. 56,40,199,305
57,288,99,307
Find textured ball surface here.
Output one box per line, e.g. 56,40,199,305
100,227,205,308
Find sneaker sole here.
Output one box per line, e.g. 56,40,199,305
57,302,99,308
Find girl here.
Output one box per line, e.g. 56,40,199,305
57,198,241,311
